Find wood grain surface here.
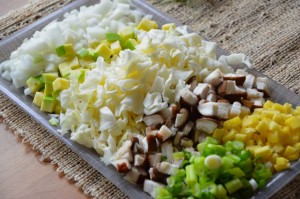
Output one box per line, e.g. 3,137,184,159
0,1,88,199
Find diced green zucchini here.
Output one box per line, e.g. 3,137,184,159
44,82,53,96
123,38,137,50
95,43,112,60
137,18,158,31
33,92,44,107
52,78,70,92
40,96,56,113
26,76,43,93
58,62,71,77
55,43,76,57
42,73,58,83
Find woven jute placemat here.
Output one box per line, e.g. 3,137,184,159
0,0,300,198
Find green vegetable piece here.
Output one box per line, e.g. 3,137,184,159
42,73,58,83
227,167,245,178
49,117,59,126
44,82,54,96
89,51,99,61
186,164,197,186
105,32,121,42
55,102,62,114
161,155,168,162
55,43,75,57
77,48,89,58
123,38,137,50
58,62,71,77
40,96,56,113
26,76,43,93
215,184,227,199
222,156,235,169
224,178,243,194
52,78,70,92
33,92,44,107
173,152,185,160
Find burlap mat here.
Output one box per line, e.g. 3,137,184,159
0,0,299,198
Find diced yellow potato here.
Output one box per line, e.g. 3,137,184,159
222,130,235,143
246,140,255,146
212,128,224,143
254,146,273,161
253,134,265,146
271,103,286,113
283,146,298,156
285,116,300,130
267,131,280,144
242,115,259,128
263,100,273,109
162,23,176,31
234,133,247,143
283,103,292,114
274,157,290,172
223,116,242,130
269,121,281,132
137,18,158,31
246,145,259,154
272,114,285,126
255,121,269,135
272,144,284,154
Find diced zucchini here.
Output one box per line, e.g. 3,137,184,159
95,43,112,60
44,82,54,96
42,73,58,83
55,43,76,57
58,62,71,77
137,18,158,31
118,26,135,42
69,56,81,70
105,32,121,42
52,78,70,92
123,38,137,50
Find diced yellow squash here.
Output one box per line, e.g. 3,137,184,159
33,92,44,107
123,38,137,50
58,62,71,77
69,56,81,70
223,116,242,130
95,43,112,60
137,18,158,31
52,78,70,92
110,40,122,55
40,96,56,113
162,23,176,31
54,102,62,114
42,73,58,83
274,157,290,172
118,26,135,42
285,116,300,130
44,82,53,96
26,76,43,93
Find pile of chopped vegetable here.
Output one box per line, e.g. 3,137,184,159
0,0,299,199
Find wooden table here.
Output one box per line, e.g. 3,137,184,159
0,1,88,199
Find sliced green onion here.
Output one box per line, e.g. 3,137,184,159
224,178,243,194
186,164,197,186
56,45,66,57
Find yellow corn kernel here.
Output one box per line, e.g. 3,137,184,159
162,23,176,31
212,128,224,143
263,100,274,109
242,115,259,128
254,146,273,161
274,157,290,172
235,133,247,143
224,116,242,130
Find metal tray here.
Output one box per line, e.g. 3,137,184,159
0,0,299,198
